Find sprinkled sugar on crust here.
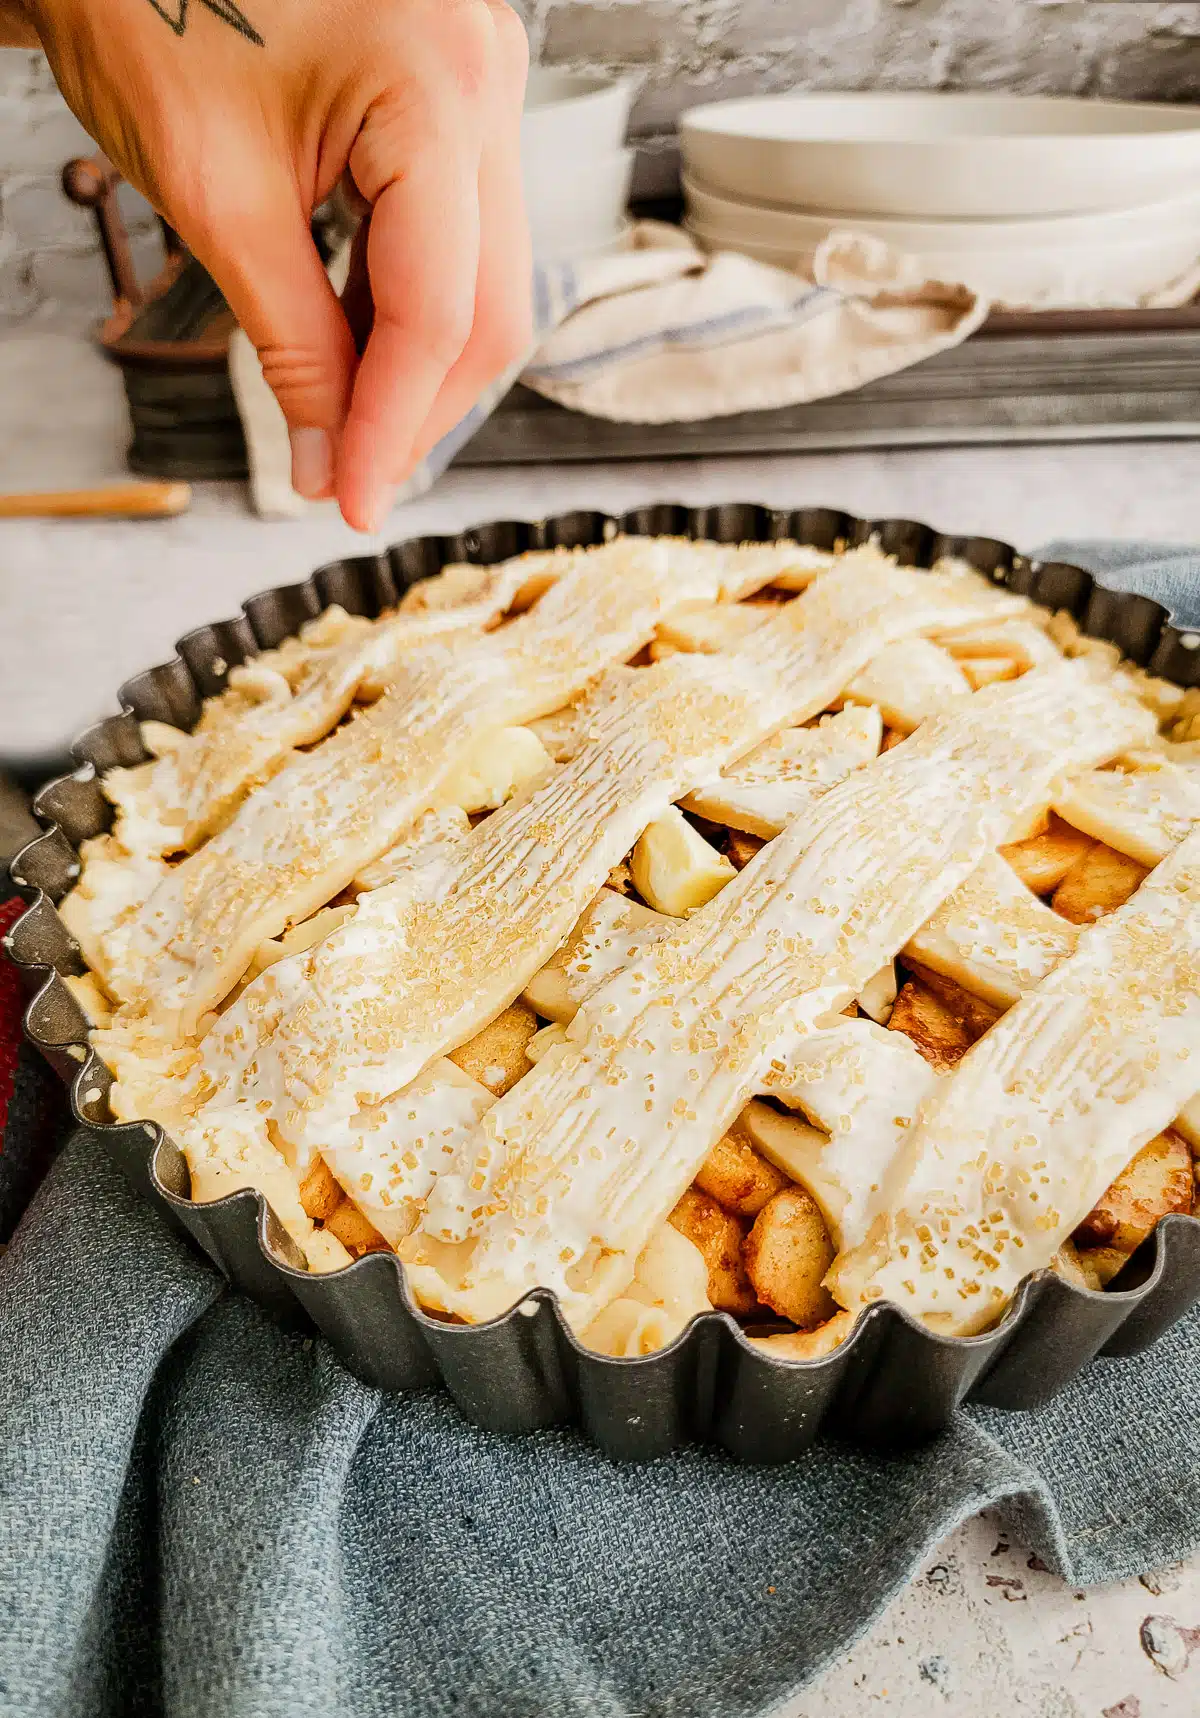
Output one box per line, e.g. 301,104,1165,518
406,664,1154,1328
830,828,1200,1334
71,534,1200,1354
174,554,1023,1182
98,539,720,1031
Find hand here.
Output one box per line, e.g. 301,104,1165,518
21,0,531,530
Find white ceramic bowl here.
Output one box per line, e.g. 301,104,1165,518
533,218,634,266
525,148,634,260
683,215,1200,311
680,92,1200,219
522,67,636,160
683,172,1200,255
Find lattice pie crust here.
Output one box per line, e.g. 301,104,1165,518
60,536,1200,1360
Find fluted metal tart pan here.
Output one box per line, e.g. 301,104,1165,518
9,502,1200,1462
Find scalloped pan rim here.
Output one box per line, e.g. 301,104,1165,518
8,502,1200,1462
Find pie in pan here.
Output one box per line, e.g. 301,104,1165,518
46,529,1200,1368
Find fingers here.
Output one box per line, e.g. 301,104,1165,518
187,176,357,502
335,122,481,530
408,5,532,464
335,1,531,531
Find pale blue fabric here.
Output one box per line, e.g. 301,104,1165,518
1,543,1198,1718
1036,539,1200,629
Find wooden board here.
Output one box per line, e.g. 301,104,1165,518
100,255,1200,477
454,321,1200,466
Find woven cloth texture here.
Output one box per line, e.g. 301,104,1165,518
1,540,1198,1718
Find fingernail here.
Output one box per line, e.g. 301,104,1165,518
289,428,333,500
366,485,398,535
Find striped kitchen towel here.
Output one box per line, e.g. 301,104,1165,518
231,224,987,518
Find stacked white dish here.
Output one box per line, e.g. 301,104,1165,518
680,92,1200,309
522,68,637,263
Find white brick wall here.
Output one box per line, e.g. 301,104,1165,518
2,2,1200,323
0,47,162,328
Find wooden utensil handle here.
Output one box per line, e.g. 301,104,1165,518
0,481,193,519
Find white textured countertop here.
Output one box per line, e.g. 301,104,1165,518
4,330,1200,1712
795,1514,1200,1717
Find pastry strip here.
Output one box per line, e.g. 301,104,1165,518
106,581,523,857
1052,762,1200,867
187,558,1026,1160
102,538,722,1029
904,851,1081,1011
103,545,650,860
831,825,1200,1335
753,1021,940,1251
681,705,884,839
405,663,1152,1327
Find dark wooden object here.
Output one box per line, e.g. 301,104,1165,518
461,313,1200,465
63,152,253,478
61,154,187,330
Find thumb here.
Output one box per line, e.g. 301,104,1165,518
185,188,358,501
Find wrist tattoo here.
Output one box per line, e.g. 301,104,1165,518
147,0,264,46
